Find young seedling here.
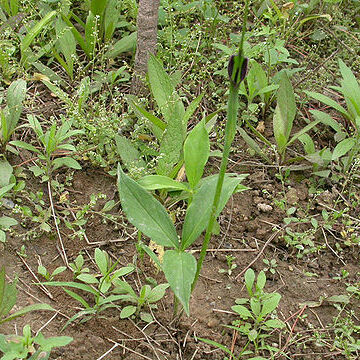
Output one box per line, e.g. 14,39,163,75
42,249,135,328
0,266,54,325
112,280,169,322
199,268,285,359
0,324,72,360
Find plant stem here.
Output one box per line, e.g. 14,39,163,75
192,83,240,291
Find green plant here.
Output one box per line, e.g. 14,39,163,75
61,0,136,60
199,268,285,360
0,158,18,243
10,115,83,181
0,266,54,325
120,53,206,178
112,280,169,322
273,71,321,162
68,254,90,280
20,10,57,67
43,248,135,328
38,264,66,281
0,0,20,17
136,118,242,207
0,78,26,152
0,324,72,360
262,258,277,275
117,0,250,316
304,59,360,175
219,255,238,276
238,60,278,114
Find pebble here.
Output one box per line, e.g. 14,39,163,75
2,198,15,209
257,203,273,212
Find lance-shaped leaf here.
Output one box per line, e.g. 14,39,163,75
162,250,196,315
273,72,296,155
117,165,179,248
184,119,210,189
181,174,247,249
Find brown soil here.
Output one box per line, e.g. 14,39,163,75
1,149,359,359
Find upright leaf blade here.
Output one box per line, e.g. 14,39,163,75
184,120,210,189
181,174,246,249
162,250,196,315
273,72,296,155
117,165,179,248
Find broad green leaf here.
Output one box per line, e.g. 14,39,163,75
0,159,13,187
147,284,170,303
162,250,196,315
84,11,97,57
112,279,136,297
129,102,166,132
117,165,179,248
41,80,72,106
120,305,137,319
244,268,255,296
184,120,210,188
6,79,27,134
327,294,350,304
256,270,266,290
0,270,17,320
115,134,146,174
273,72,296,154
0,217,18,229
148,54,175,122
0,184,15,199
103,0,117,41
105,31,137,58
34,333,72,351
332,138,356,160
95,248,108,275
52,157,82,170
250,298,261,317
264,319,285,328
140,312,153,323
304,90,349,119
138,175,189,191
0,266,6,313
181,174,245,249
298,133,315,154
261,293,281,317
231,305,253,319
156,107,184,176
90,0,107,16
338,59,360,120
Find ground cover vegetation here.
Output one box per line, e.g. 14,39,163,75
0,0,359,359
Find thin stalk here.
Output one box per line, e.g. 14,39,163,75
191,0,249,292
192,84,240,291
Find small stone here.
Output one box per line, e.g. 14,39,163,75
207,318,219,328
286,188,299,205
2,198,15,209
257,203,273,212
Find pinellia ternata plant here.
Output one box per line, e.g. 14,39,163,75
117,0,250,315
